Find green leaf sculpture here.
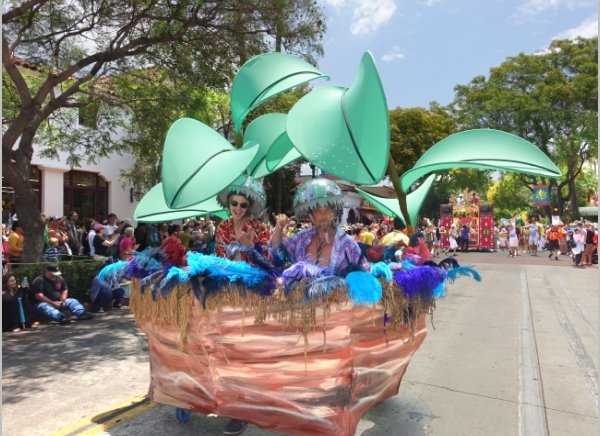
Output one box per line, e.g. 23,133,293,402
161,118,259,208
231,52,329,132
400,129,562,192
242,113,301,178
135,183,228,223
286,51,390,185
357,174,435,225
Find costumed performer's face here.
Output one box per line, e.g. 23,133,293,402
229,194,250,221
310,207,335,232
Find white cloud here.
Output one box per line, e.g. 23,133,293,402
419,0,443,6
510,0,593,23
382,46,406,62
519,0,591,15
326,0,396,34
325,0,346,8
552,16,598,40
517,0,562,15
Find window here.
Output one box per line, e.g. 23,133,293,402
63,171,108,224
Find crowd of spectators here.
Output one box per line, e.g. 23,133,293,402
496,217,598,266
2,206,597,335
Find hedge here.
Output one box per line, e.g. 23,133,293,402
11,258,106,303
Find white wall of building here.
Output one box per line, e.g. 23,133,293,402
32,148,138,223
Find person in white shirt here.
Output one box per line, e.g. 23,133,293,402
85,220,97,256
528,220,540,256
104,213,119,238
572,223,587,267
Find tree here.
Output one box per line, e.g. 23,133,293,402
2,0,325,261
387,104,456,230
452,37,598,217
486,174,533,219
110,69,232,198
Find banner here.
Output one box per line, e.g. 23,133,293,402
533,184,550,206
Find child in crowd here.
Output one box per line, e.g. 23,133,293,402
538,232,547,253
43,237,60,262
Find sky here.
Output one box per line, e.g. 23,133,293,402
316,0,598,109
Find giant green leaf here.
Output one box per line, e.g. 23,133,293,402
357,174,435,225
135,183,228,223
242,113,301,178
161,118,259,208
286,52,389,185
231,52,329,132
400,129,562,192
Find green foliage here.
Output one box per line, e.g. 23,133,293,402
389,103,457,178
575,168,598,205
11,259,105,303
452,37,598,212
110,68,233,196
486,174,532,218
3,0,326,260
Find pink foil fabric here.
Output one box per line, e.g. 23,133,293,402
140,303,427,435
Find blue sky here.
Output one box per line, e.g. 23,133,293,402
317,0,597,109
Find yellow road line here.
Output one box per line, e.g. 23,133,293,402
52,395,157,436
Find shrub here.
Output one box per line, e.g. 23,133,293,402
11,258,106,302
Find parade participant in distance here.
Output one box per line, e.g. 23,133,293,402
546,224,564,261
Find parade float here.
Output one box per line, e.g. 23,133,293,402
97,51,561,435
439,190,495,251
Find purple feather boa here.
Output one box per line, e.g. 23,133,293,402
393,266,447,299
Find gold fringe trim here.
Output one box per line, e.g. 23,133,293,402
130,278,435,349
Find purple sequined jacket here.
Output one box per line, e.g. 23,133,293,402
276,226,369,274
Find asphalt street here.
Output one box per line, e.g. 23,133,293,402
2,250,598,435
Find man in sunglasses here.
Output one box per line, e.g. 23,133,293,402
271,179,368,273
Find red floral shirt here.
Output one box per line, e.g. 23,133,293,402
215,219,271,261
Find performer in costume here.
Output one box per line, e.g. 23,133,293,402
215,176,271,263
271,178,368,273
214,176,272,435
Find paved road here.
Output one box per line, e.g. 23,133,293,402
2,251,597,435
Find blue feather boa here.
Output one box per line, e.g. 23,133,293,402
117,243,481,305
345,271,382,304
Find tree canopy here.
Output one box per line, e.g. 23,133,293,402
2,0,325,260
451,37,598,217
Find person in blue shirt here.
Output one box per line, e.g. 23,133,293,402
459,224,470,252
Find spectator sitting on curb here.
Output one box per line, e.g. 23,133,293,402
89,276,125,313
31,265,95,325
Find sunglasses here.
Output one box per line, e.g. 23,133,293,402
229,200,249,209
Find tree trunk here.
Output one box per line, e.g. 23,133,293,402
387,154,414,235
3,152,45,262
568,177,579,218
